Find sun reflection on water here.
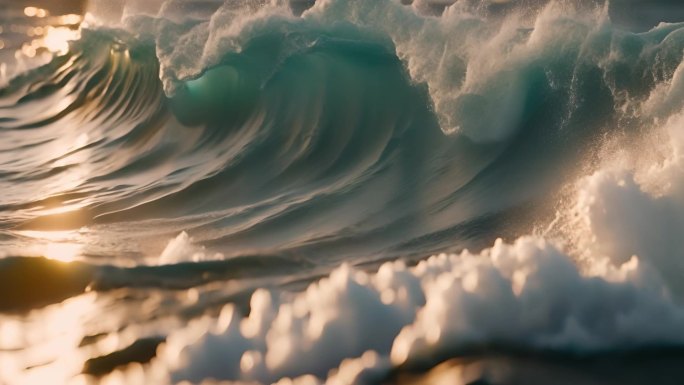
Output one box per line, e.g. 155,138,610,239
0,294,99,385
0,4,173,385
6,7,84,60
20,23,82,57
14,230,85,262
41,25,81,55
24,7,48,19
43,242,83,263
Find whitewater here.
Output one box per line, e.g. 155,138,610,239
2,0,684,384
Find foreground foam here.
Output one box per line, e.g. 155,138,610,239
571,111,684,299
137,100,684,382
142,237,683,384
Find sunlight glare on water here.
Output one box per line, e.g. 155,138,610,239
15,230,85,262
41,25,81,55
16,6,83,58
0,294,99,385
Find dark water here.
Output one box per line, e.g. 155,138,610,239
2,1,684,384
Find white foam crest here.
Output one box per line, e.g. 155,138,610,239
305,0,616,141
640,51,684,118
97,0,684,142
569,110,684,299
158,231,224,264
121,0,294,93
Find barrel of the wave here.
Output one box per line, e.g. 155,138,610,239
169,62,260,126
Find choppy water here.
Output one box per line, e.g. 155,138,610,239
2,1,684,384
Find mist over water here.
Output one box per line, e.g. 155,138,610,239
2,1,684,384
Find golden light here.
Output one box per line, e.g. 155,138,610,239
14,230,85,262
44,242,83,262
0,294,100,385
21,43,37,58
23,7,48,18
58,14,84,25
24,6,38,17
41,26,81,55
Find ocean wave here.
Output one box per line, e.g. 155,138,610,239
3,1,684,384
100,103,684,381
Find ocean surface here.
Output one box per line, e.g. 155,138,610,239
2,0,684,384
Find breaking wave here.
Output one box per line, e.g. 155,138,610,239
3,1,684,384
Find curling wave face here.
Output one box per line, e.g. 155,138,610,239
3,1,684,384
